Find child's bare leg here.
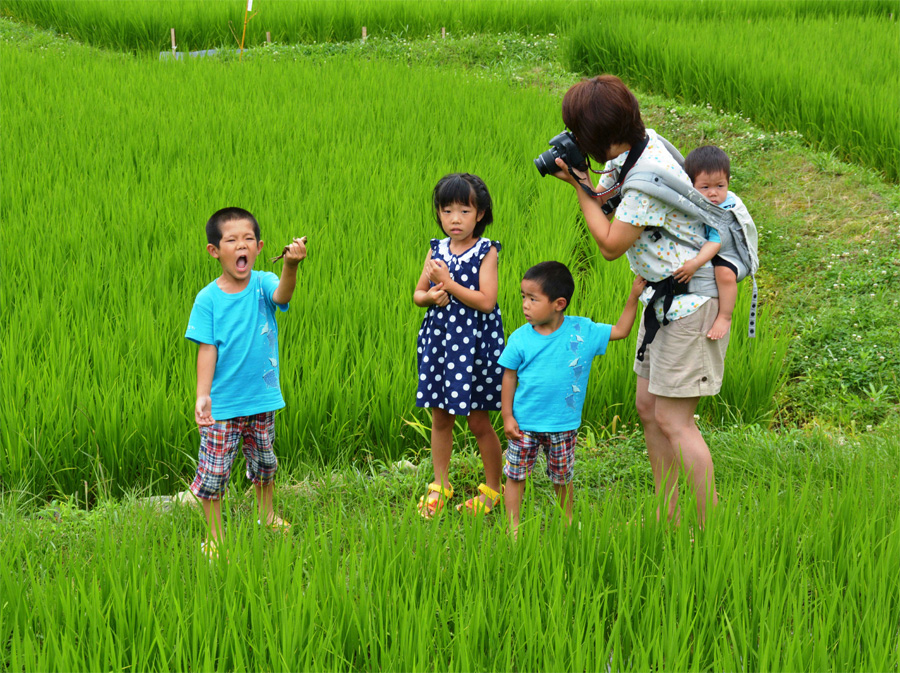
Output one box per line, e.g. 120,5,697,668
424,408,455,506
200,497,224,545
255,481,287,526
553,481,574,524
504,478,526,538
466,410,503,505
708,268,737,340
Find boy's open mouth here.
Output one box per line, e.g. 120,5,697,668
236,255,248,272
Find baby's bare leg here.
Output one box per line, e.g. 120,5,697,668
708,267,737,340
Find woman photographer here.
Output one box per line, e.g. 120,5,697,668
550,74,726,526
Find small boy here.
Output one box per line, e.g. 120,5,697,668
674,144,742,340
185,207,306,559
500,261,644,537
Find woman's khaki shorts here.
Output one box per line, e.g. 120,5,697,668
633,299,729,398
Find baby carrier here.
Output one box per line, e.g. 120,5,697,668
598,135,760,360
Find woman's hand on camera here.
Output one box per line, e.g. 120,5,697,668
552,157,593,190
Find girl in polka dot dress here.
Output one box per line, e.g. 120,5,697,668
413,173,504,518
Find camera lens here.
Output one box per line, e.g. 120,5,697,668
534,147,559,177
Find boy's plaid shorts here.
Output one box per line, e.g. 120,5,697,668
190,411,278,501
503,429,578,485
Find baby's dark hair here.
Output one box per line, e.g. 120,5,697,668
523,261,575,310
432,173,494,238
684,145,731,183
206,207,260,247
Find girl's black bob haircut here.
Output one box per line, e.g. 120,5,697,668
432,173,494,238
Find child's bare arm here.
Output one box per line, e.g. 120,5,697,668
501,368,523,440
609,276,646,341
195,343,217,426
425,246,498,313
272,237,307,305
673,241,721,283
414,250,450,308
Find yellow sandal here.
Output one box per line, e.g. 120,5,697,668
457,484,503,515
417,482,454,519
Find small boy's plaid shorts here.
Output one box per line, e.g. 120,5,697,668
190,411,278,501
503,429,578,485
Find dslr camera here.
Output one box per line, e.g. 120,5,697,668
534,131,588,177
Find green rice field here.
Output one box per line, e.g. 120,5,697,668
3,0,897,180
1,32,787,498
2,424,898,670
1,5,898,672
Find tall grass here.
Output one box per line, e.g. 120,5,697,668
1,37,788,497
1,0,892,54
4,0,896,179
564,12,900,182
0,0,582,52
2,427,898,670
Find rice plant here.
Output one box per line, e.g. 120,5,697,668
1,0,892,54
2,425,897,670
1,33,789,497
563,10,899,181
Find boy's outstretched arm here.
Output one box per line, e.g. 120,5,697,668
196,343,217,426
272,237,307,305
501,368,523,440
610,276,646,341
673,241,721,283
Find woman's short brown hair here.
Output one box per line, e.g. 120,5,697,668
561,74,646,163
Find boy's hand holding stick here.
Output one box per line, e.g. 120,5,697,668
271,236,308,265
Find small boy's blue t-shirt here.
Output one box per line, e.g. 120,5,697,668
498,316,612,432
185,270,288,420
703,192,737,244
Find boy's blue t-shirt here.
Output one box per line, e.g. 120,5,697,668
703,192,737,244
498,316,612,432
185,270,288,420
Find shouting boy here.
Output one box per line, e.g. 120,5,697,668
185,207,306,560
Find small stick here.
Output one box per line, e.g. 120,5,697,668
266,31,271,44
270,236,308,263
362,26,367,42
441,26,445,39
170,28,176,58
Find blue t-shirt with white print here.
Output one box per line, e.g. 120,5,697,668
498,316,612,432
186,270,288,420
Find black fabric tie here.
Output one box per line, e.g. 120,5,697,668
635,277,691,362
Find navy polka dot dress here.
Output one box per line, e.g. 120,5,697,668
416,237,504,415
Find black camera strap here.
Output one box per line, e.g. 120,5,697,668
573,135,650,212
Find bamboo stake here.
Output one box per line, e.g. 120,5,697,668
170,28,176,58
362,26,367,42
266,31,272,44
239,0,258,61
